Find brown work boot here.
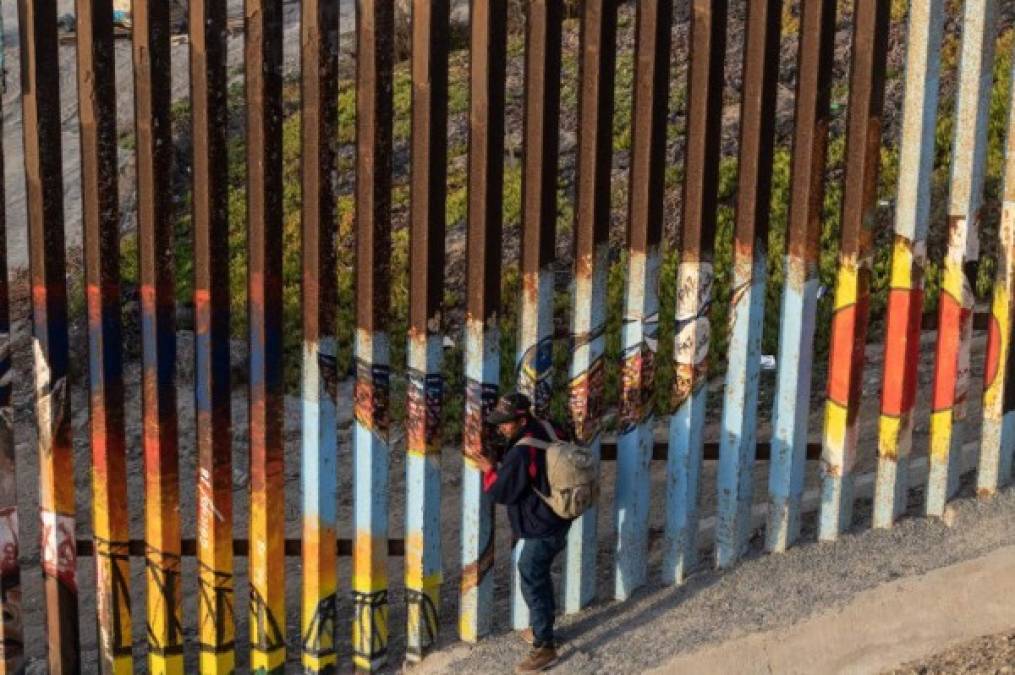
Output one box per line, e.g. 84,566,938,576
515,646,559,673
519,628,558,648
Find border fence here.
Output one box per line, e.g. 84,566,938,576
1,0,1014,672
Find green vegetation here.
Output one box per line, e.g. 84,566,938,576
111,6,1014,437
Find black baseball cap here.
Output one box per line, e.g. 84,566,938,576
486,392,532,424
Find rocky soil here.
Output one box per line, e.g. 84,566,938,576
888,632,1015,675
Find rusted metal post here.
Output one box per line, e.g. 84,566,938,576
766,0,835,552
928,0,998,515
873,0,943,528
353,2,394,670
662,0,726,583
511,0,563,631
190,0,234,671
981,59,1015,496
0,14,23,675
76,1,132,672
405,0,449,662
819,0,890,539
133,1,182,669
245,0,286,670
19,0,81,670
615,0,671,599
300,0,340,671
459,0,507,642
564,0,617,613
715,0,781,569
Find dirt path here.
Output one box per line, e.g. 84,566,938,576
651,545,1015,674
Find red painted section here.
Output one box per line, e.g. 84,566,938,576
881,288,923,417
932,290,963,411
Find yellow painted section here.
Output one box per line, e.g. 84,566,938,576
459,610,478,644
146,567,182,674
406,568,442,591
302,652,338,672
148,653,183,675
199,652,235,674
890,239,914,289
406,575,441,663
929,410,954,463
833,258,859,310
107,656,132,675
939,259,965,304
823,400,848,468
250,481,285,672
878,415,902,461
352,605,389,671
197,560,233,674
353,531,389,671
301,519,337,672
984,283,1011,416
250,647,286,673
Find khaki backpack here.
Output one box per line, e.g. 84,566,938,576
524,422,599,520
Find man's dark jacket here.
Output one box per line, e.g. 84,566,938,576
482,417,571,539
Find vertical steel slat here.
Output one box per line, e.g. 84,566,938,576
564,0,617,613
511,0,563,631
0,12,22,675
76,1,132,672
18,0,81,670
982,58,1015,496
459,0,507,643
928,0,998,515
245,0,286,670
190,0,234,671
300,0,340,671
766,0,836,551
614,0,671,600
352,2,394,670
662,0,726,583
873,0,944,528
133,1,182,670
819,0,891,539
405,0,449,662
715,0,781,569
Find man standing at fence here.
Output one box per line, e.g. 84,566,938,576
472,392,570,672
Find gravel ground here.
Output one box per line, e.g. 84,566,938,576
414,481,1015,675
887,632,1015,675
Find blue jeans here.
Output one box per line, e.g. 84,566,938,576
517,532,567,648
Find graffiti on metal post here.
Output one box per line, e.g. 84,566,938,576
355,360,391,439
250,584,286,656
671,263,713,411
352,589,389,664
517,337,554,418
301,592,337,663
144,546,184,658
407,370,444,456
405,587,439,659
198,560,236,657
0,505,20,666
618,312,659,434
569,350,605,444
464,379,499,462
94,538,132,662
